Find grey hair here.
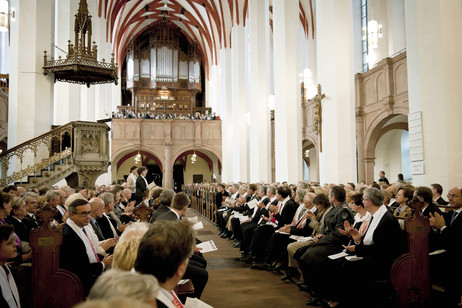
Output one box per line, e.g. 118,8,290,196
159,189,175,206
88,270,158,303
296,188,307,202
363,187,384,206
100,192,115,207
23,192,38,203
267,185,277,196
65,193,86,208
45,190,61,202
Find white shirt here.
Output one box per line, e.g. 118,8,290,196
363,205,388,246
66,220,100,264
157,287,181,308
0,265,20,308
102,213,118,238
167,207,181,220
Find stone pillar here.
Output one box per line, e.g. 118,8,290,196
248,0,271,183
219,48,233,183
364,157,376,184
273,0,302,183
316,0,361,184
404,0,462,189
9,0,54,146
356,110,366,183
231,25,249,182
163,143,173,189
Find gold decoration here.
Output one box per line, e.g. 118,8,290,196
312,84,325,152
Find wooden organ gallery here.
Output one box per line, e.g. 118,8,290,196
120,21,205,116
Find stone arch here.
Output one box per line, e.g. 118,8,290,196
362,114,408,183
302,138,319,182
172,148,222,185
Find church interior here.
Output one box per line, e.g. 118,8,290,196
0,0,461,307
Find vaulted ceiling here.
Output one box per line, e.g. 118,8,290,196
98,0,314,78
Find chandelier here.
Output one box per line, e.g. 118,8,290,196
42,0,118,87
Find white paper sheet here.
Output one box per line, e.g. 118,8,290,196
187,216,199,224
247,199,258,209
328,251,349,260
276,230,290,235
192,221,204,230
345,255,363,261
196,240,218,253
429,249,447,256
185,297,214,308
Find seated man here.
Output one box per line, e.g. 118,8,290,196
429,186,462,306
60,199,113,296
319,187,405,307
135,220,196,307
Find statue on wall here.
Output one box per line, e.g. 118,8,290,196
312,84,325,152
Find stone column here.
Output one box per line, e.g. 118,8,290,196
219,48,233,183
248,0,271,183
273,0,302,183
404,0,462,189
163,143,173,189
316,0,361,184
231,25,249,182
9,0,54,146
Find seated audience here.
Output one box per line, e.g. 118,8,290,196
112,222,149,271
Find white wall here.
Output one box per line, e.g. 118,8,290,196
374,129,405,183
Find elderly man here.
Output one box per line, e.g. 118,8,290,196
45,190,64,224
60,199,113,295
96,192,128,240
149,189,175,223
313,187,405,307
22,192,41,232
429,186,462,306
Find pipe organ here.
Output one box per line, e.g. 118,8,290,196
123,22,202,115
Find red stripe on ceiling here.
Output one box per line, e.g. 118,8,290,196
243,0,248,27
207,0,223,50
299,1,308,38
98,0,102,17
228,0,234,27
309,0,314,39
218,0,227,48
235,0,239,25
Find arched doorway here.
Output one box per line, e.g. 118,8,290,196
363,115,409,184
302,140,318,183
114,150,164,186
173,149,221,188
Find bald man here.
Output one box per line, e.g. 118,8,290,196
89,198,106,241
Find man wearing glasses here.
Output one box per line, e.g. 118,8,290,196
60,199,113,296
22,192,41,232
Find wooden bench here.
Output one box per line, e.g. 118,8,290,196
29,206,83,308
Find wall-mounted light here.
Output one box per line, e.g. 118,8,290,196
303,68,317,100
304,149,310,158
367,20,382,49
134,151,141,164
0,0,14,32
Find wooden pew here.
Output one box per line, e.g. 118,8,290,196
390,199,430,308
29,206,83,308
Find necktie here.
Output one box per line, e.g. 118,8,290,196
82,227,100,262
450,211,458,225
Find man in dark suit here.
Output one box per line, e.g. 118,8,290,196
321,187,405,306
96,192,128,240
135,219,196,308
414,186,443,218
156,192,209,299
134,167,148,205
60,199,113,296
22,192,41,232
249,186,297,266
300,185,354,305
429,186,462,306
430,183,449,205
149,189,175,223
89,197,107,241
45,190,63,223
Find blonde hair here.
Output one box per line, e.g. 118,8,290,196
113,222,149,271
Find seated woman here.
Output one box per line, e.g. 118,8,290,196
112,222,150,271
393,187,414,228
0,224,21,308
285,193,331,286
